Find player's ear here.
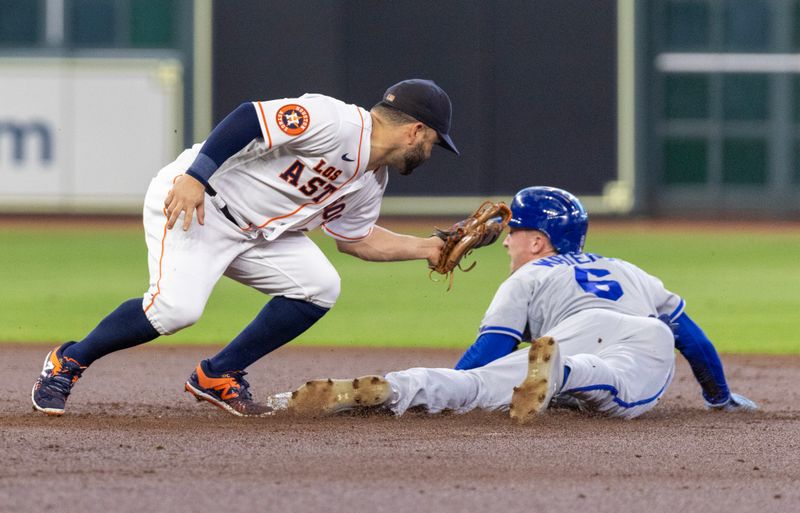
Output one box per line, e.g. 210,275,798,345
407,122,426,144
530,231,549,253
528,235,540,253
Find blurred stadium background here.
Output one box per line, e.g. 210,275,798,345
3,0,799,217
0,1,797,352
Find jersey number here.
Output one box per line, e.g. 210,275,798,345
574,267,623,301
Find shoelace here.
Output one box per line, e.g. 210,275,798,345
226,371,253,401
45,363,83,396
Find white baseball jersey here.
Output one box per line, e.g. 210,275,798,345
479,252,685,343
385,252,680,419
142,94,387,333
179,94,387,242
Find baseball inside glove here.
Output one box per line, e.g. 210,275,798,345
429,201,512,290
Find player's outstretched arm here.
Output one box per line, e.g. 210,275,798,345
673,312,757,412
454,332,519,370
336,225,443,265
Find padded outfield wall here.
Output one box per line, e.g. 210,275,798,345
2,2,797,217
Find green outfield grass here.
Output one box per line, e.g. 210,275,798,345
0,224,797,354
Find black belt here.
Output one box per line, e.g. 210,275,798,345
205,183,240,227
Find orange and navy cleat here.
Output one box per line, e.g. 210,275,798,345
184,360,273,417
31,342,86,416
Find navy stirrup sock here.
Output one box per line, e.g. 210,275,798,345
62,298,160,366
206,296,329,374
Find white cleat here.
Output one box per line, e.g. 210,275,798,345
288,375,391,416
509,336,561,424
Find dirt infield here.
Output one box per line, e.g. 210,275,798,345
2,345,798,513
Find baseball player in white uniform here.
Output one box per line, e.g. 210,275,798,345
32,79,459,417
283,187,757,421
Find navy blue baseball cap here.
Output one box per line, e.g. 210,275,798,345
381,79,459,155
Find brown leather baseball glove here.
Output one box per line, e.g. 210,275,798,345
429,201,512,289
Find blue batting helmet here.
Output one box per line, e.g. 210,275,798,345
508,186,588,254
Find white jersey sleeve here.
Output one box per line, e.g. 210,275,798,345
477,253,685,342
322,168,388,241
477,274,532,342
252,94,342,155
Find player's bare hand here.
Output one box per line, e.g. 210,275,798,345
164,174,206,231
426,235,445,268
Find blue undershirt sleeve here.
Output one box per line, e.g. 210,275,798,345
455,332,519,370
673,312,731,405
185,102,261,187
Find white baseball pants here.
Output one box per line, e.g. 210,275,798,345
141,155,340,335
385,309,676,419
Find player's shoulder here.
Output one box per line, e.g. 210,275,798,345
258,93,347,122
285,93,338,119
295,93,356,114
296,93,341,106
523,252,608,273
602,254,649,274
300,94,368,131
598,254,666,287
500,265,542,293
515,252,624,282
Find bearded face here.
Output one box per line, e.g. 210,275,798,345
397,140,427,176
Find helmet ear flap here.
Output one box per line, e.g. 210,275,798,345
509,187,588,254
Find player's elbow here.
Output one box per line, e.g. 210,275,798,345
335,239,359,256
336,239,375,260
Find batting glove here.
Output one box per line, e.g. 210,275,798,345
705,392,758,412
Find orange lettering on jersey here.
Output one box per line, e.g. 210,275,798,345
279,160,304,186
276,104,310,136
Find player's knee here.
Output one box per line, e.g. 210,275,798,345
647,320,677,360
308,268,341,308
151,302,205,335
